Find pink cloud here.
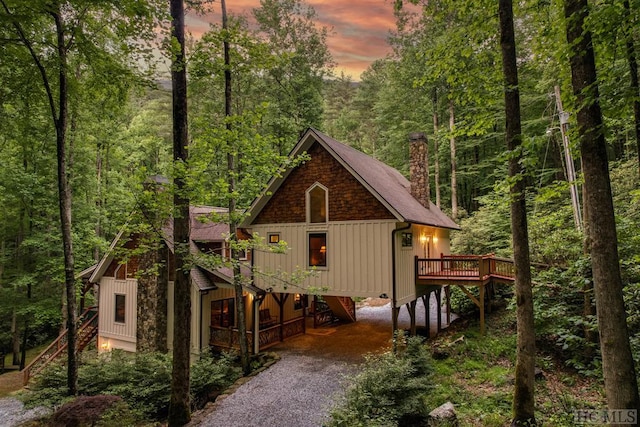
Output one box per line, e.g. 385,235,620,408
186,0,415,79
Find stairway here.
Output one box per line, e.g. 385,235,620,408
323,296,357,323
22,306,98,385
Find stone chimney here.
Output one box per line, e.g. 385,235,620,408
408,132,430,209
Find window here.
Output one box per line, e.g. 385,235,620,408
211,298,235,328
268,233,280,244
401,232,413,248
115,294,126,323
308,233,327,267
114,263,126,280
294,294,305,310
307,184,327,223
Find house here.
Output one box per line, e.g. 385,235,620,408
88,206,261,357
240,128,463,337
22,130,514,384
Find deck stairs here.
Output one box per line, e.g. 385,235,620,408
22,306,98,385
323,296,356,322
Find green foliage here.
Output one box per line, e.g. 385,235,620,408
328,337,432,427
22,350,241,421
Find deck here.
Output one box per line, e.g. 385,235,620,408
415,254,515,286
414,254,515,335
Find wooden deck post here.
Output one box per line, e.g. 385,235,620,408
479,284,485,335
435,288,442,332
408,300,417,336
422,294,431,338
445,285,451,325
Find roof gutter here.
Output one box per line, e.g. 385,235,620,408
391,222,412,352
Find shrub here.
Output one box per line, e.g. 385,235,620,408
328,337,432,427
22,349,241,421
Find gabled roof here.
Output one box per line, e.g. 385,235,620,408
242,128,460,230
89,205,246,287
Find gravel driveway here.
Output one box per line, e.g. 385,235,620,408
196,296,451,426
197,351,357,427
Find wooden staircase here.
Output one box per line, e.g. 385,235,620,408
323,296,357,323
22,306,99,385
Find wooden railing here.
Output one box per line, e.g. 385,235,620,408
416,254,515,282
210,316,305,352
336,296,356,322
312,300,334,328
22,306,99,385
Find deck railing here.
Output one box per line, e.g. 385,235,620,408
416,254,515,282
210,316,305,352
22,306,98,385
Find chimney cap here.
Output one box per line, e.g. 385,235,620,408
408,132,427,142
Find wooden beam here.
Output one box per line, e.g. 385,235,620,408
457,285,480,308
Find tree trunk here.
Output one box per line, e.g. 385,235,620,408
623,0,640,176
432,88,441,208
50,8,78,397
564,0,640,419
499,1,536,425
449,99,458,220
168,0,191,424
222,0,251,376
11,311,20,366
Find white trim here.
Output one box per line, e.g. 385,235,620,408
306,182,329,224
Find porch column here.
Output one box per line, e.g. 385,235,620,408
253,298,260,354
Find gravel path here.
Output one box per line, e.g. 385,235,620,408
198,352,357,427
197,296,453,426
0,397,49,427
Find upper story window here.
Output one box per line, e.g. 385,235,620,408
307,183,328,223
115,294,126,323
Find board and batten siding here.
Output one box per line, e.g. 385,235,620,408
395,225,452,305
98,277,137,352
251,220,396,298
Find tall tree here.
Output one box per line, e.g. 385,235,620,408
221,0,250,376
2,0,78,394
564,0,640,417
168,0,191,424
498,1,536,425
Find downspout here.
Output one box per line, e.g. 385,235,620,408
391,222,412,352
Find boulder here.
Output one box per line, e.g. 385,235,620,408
429,401,458,426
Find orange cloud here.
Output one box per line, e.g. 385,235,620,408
185,0,414,80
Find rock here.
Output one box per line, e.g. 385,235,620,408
535,367,545,380
429,401,458,426
51,395,124,427
431,348,450,360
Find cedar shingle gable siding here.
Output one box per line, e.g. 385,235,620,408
254,142,396,224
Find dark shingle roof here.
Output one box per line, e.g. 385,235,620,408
243,128,459,230
312,130,459,229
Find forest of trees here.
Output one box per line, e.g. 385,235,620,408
1,0,640,424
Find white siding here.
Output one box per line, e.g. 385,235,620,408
395,225,452,305
98,277,137,352
251,220,396,298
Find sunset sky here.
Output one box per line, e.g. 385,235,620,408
185,0,412,80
